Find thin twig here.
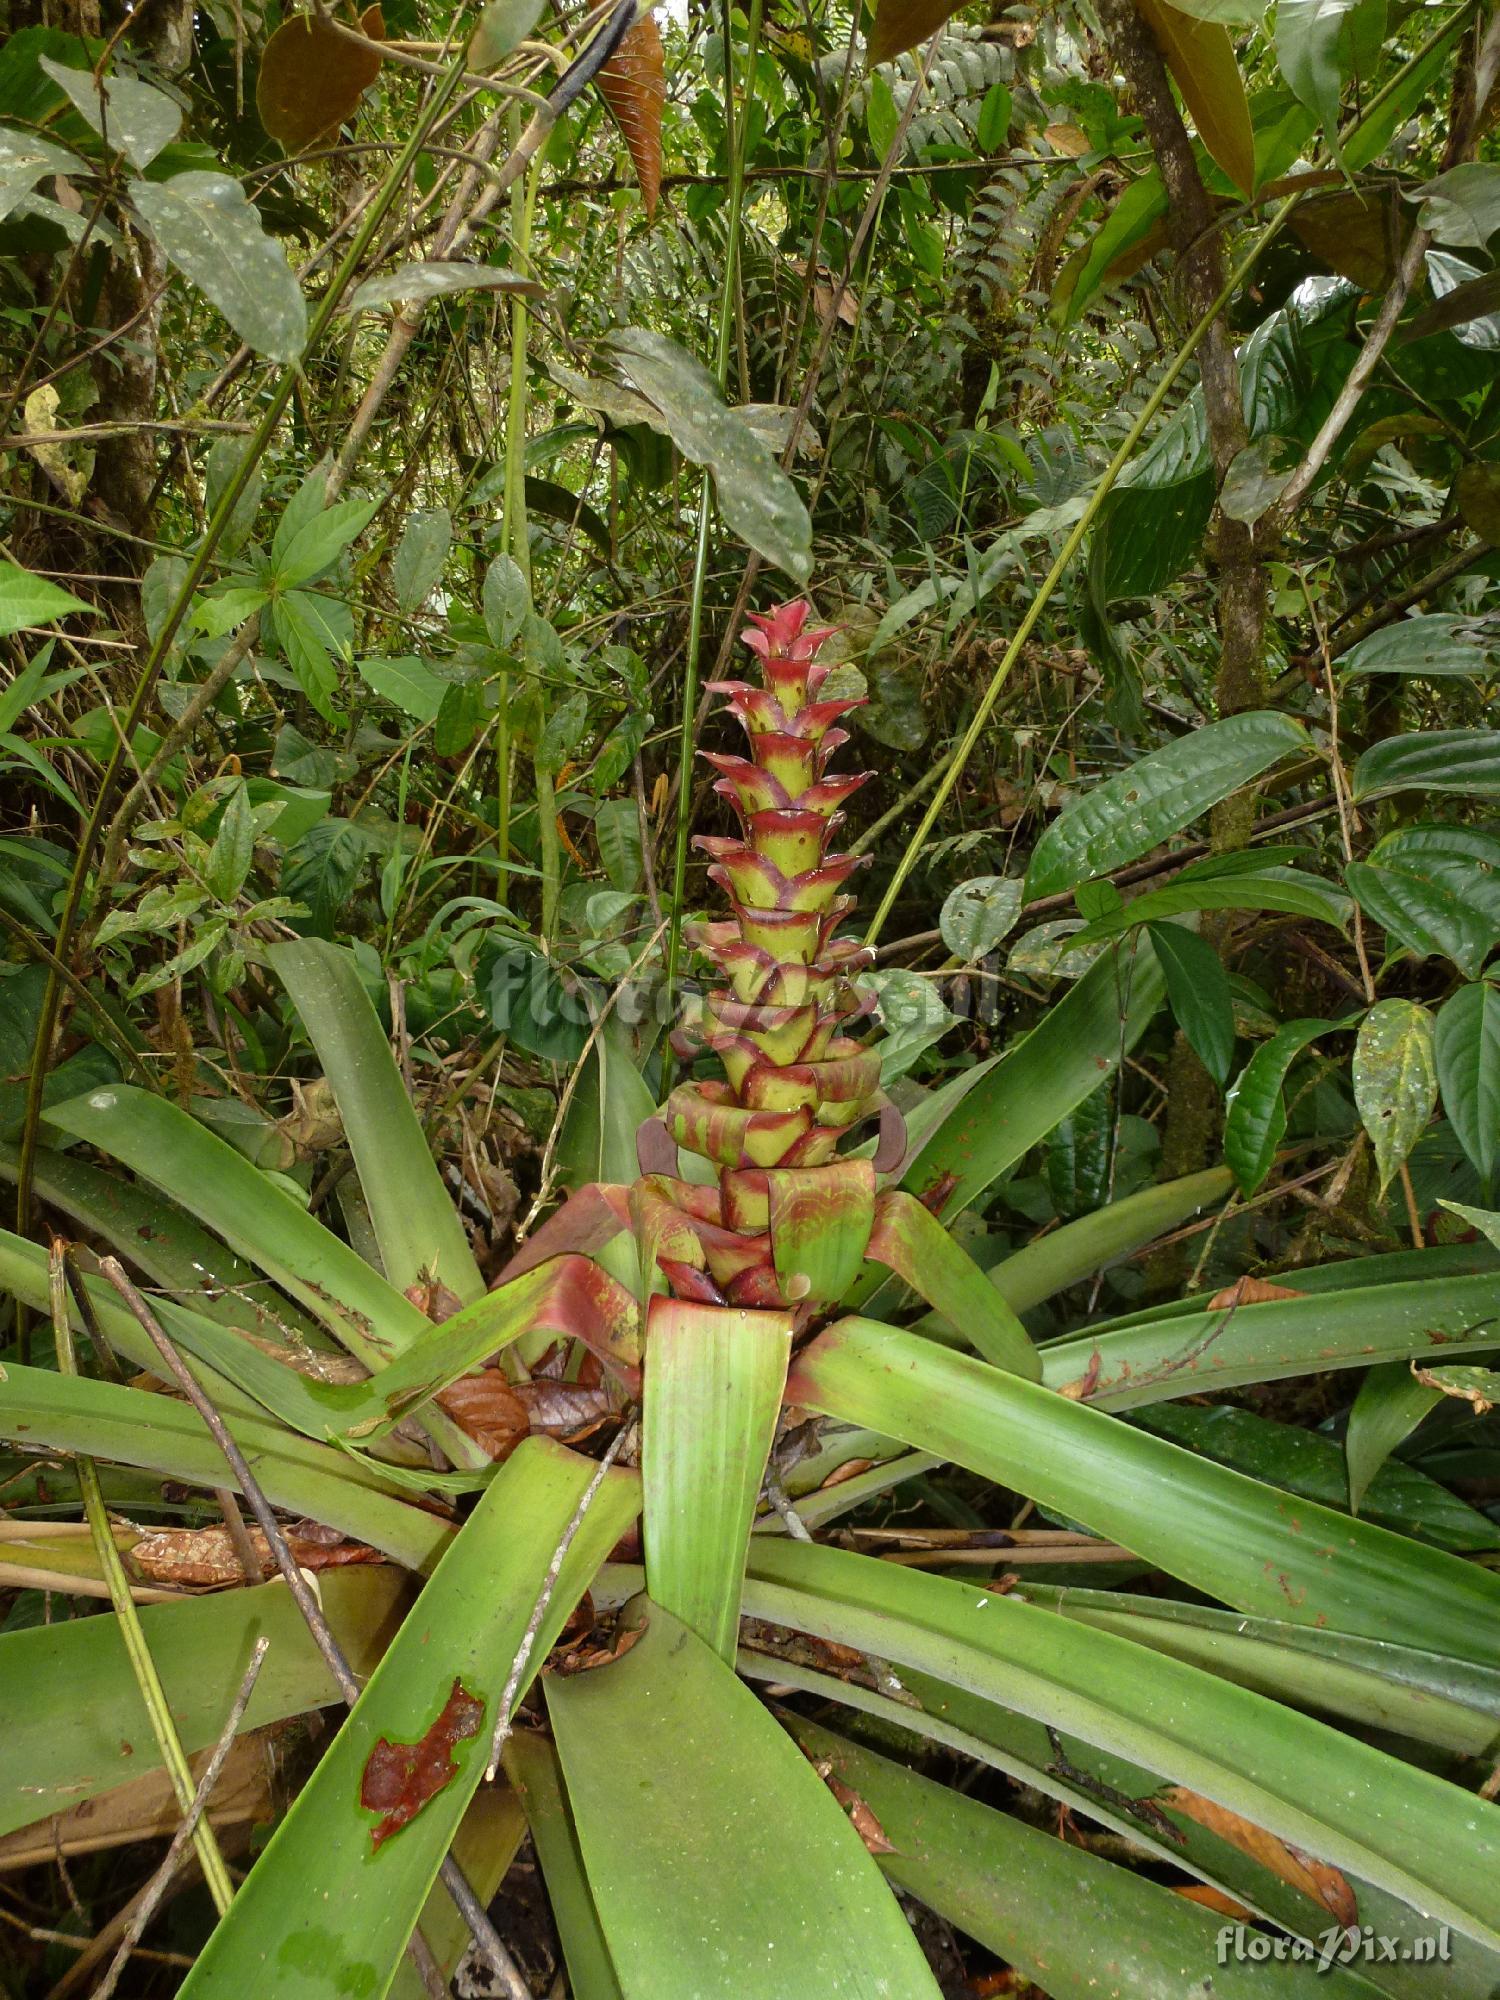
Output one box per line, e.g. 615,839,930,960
92,1639,271,2000
96,1259,534,2000
485,1421,634,1780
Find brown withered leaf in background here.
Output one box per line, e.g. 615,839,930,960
815,1763,897,1856
596,16,666,217
1207,1275,1306,1312
360,1678,485,1851
130,1523,381,1588
1173,1882,1253,1919
515,1379,612,1440
867,0,966,68
1161,1787,1358,1928
435,1369,530,1459
257,7,385,154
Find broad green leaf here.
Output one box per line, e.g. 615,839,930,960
1149,921,1235,1085
789,1318,1500,1661
275,493,382,590
0,1362,451,1570
642,1298,791,1661
1024,712,1309,900
980,1166,1232,1314
348,262,543,314
0,126,79,223
1436,980,1500,1188
1041,1264,1500,1410
1346,1361,1443,1516
482,552,529,648
205,782,254,902
1277,0,1386,137
356,654,448,722
388,1791,528,2000
42,1083,434,1365
870,1188,1038,1376
203,436,264,555
975,81,1012,150
548,1596,943,1998
1043,1078,1111,1219
129,172,307,362
505,1733,623,2000
938,874,1022,961
1137,0,1255,196
1134,1399,1499,1552
179,1440,638,2000
1339,613,1498,679
603,327,811,582
127,916,227,999
470,0,548,66
1,1569,408,1840
268,939,484,1305
272,588,347,718
1346,825,1500,978
1078,866,1351,941
1353,730,1500,803
39,56,180,169
391,506,451,612
1414,162,1500,249
0,559,92,639
742,1538,1500,1948
865,71,900,157
1354,998,1437,1192
899,934,1165,1217
788,1719,1374,2000
1223,1016,1344,1196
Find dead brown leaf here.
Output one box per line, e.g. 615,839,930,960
256,12,384,155
596,17,666,217
129,1524,382,1588
1207,1275,1306,1312
1161,1787,1357,1928
435,1370,530,1459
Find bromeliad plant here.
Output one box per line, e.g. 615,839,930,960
4,604,1500,1998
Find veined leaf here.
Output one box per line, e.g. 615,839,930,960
348,263,543,314
641,1297,790,1662
256,9,384,153
0,559,93,639
0,128,80,225
603,328,811,582
596,16,666,217
1149,922,1236,1085
741,1539,1500,1948
788,1317,1500,1659
1353,730,1500,803
268,940,484,1304
1347,825,1500,978
1353,998,1437,1192
391,506,451,611
1024,713,1310,901
1224,1015,1348,1196
39,56,180,170
1277,0,1387,138
130,172,307,362
548,1596,944,1998
1078,866,1351,941
1436,980,1500,1188
1137,0,1256,197
2,1569,408,1840
1339,613,1499,679
1041,1264,1500,1409
178,1439,638,2000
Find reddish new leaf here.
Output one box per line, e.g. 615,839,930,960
596,16,666,217
256,8,385,155
359,1678,485,1850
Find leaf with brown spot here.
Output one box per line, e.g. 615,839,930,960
1207,1275,1306,1311
359,1678,486,1850
1161,1787,1358,1927
596,16,666,217
256,10,385,155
